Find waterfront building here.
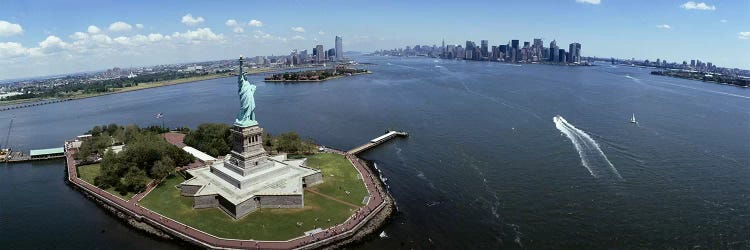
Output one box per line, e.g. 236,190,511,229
180,57,323,219
335,36,343,61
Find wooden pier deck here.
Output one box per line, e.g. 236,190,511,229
347,130,408,155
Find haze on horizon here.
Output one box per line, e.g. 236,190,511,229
0,0,748,80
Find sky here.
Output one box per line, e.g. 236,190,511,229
0,0,748,80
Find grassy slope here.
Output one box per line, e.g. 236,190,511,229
76,163,137,200
305,153,369,205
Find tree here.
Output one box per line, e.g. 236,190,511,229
151,156,175,180
184,123,231,157
274,132,303,154
120,167,149,193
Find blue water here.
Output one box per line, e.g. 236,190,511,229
1,57,749,248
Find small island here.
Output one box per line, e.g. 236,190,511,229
64,56,396,249
651,70,750,88
264,66,370,82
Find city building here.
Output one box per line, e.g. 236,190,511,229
335,36,343,61
316,45,325,63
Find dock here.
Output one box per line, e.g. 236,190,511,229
2,147,65,163
347,130,408,155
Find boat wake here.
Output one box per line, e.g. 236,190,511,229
553,115,623,180
625,74,641,83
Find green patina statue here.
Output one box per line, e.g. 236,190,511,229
234,56,258,127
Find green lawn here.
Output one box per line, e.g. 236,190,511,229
305,153,369,205
76,163,136,200
139,175,356,240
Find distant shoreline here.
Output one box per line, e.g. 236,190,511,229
0,66,313,111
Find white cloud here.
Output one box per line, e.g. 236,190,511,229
575,0,601,4
181,14,205,26
739,32,750,40
720,19,728,23
253,30,286,42
680,1,716,10
225,19,245,33
291,35,306,40
248,20,263,27
0,20,23,37
656,24,671,29
136,23,144,29
291,27,305,32
0,42,29,58
108,21,133,32
172,28,224,43
87,25,101,34
70,32,90,40
38,35,68,53
147,33,167,42
318,31,325,35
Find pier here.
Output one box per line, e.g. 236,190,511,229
0,98,73,112
347,130,408,155
2,147,65,163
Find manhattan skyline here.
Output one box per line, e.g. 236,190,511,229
0,0,748,80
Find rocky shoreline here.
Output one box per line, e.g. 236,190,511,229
319,158,396,249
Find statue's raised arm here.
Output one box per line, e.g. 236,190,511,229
234,56,258,127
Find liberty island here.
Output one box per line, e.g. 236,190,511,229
58,56,398,249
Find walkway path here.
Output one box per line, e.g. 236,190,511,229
65,134,391,249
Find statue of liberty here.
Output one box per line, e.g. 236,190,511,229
234,56,258,127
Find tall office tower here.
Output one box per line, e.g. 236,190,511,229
533,38,544,62
491,46,498,60
690,60,696,68
568,43,581,63
498,45,508,62
558,49,566,63
327,48,336,61
455,45,464,60
480,40,489,59
316,45,324,63
465,41,476,60
335,36,343,61
441,39,446,58
549,40,558,62
543,48,550,60
511,40,520,62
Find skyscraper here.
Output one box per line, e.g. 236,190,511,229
316,45,324,63
335,36,343,61
511,40,520,62
568,43,581,63
549,40,559,63
480,40,489,59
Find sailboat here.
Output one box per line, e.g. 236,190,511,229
630,113,638,124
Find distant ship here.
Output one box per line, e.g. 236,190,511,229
630,113,638,124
